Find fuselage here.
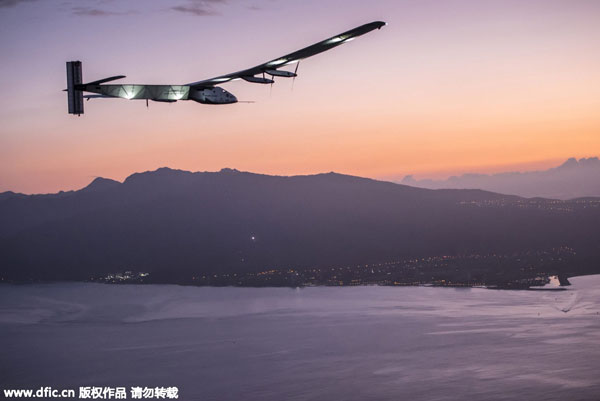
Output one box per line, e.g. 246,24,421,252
80,83,238,104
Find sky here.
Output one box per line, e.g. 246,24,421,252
0,0,599,193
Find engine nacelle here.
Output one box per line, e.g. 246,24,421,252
265,69,297,78
189,87,237,104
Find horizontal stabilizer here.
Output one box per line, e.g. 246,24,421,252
84,75,126,86
83,94,112,100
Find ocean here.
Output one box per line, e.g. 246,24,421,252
1,276,599,400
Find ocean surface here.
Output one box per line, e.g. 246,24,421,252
1,277,599,401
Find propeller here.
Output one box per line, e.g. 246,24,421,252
262,72,274,97
292,61,300,91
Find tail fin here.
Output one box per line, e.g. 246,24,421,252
66,61,84,115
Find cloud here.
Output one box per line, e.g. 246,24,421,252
171,5,217,16
0,0,248,17
171,0,227,16
71,6,135,17
0,0,37,7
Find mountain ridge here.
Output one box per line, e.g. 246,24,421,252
1,167,598,283
401,157,600,199
1,167,524,200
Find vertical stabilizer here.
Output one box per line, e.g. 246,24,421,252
66,61,84,115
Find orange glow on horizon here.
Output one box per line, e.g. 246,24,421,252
1,0,599,193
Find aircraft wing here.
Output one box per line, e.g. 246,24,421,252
186,21,386,88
